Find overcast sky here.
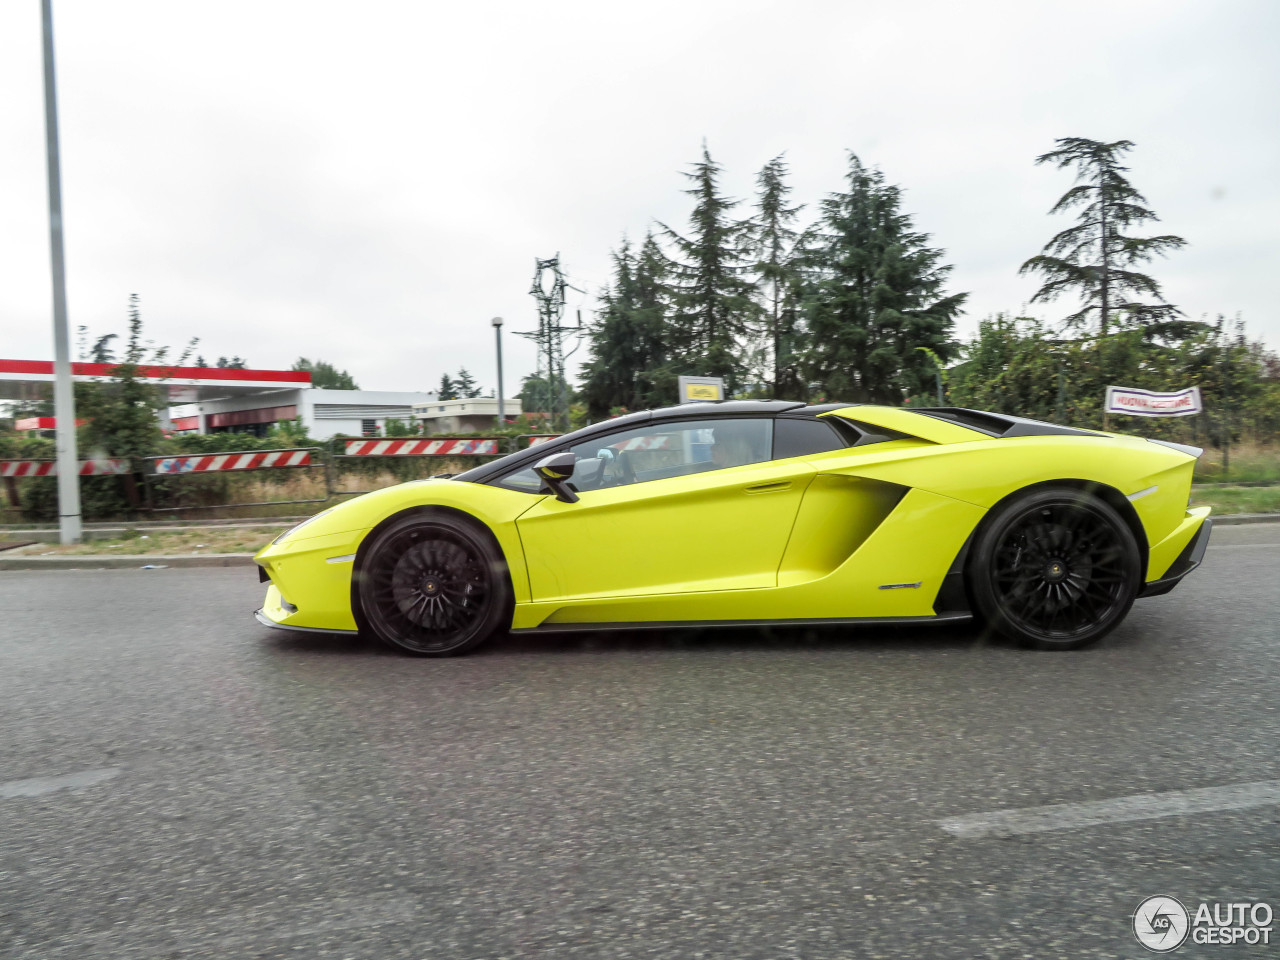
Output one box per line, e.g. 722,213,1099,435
2,0,1277,397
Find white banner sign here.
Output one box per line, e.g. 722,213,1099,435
1105,385,1203,418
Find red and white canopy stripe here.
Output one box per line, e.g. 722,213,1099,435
1,458,131,478
343,438,501,456
152,449,312,475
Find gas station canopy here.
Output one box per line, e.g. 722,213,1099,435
0,359,310,404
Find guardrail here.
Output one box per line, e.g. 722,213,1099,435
138,447,328,512
2,435,549,516
1,458,132,507
331,436,510,496
341,437,505,457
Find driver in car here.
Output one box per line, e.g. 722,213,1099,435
711,425,759,469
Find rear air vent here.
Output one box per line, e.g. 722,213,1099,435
914,407,1104,439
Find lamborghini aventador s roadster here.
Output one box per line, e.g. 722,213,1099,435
254,401,1211,655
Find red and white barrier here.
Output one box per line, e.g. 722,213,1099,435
343,438,501,457
615,435,676,451
0,458,131,478
152,449,313,475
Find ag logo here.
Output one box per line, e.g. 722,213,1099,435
1134,896,1190,952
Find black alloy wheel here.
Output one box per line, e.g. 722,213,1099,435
357,513,511,656
969,486,1141,650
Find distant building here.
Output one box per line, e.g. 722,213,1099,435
0,358,520,441
170,388,438,440
412,397,524,435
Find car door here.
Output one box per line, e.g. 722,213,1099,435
506,417,816,603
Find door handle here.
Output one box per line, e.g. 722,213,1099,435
744,480,792,494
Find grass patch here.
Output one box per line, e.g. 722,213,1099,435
1194,443,1280,484
5,526,284,557
1190,486,1280,516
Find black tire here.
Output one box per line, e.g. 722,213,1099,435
968,486,1141,651
356,512,511,656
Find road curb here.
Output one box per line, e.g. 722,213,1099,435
1212,513,1280,526
0,553,255,570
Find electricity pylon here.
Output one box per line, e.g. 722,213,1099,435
516,255,583,432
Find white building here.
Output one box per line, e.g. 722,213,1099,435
412,397,524,435
169,387,439,440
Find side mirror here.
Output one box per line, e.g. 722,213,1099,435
533,452,579,503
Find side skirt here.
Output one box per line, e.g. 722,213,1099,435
510,612,973,635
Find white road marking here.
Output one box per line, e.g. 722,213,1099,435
939,779,1280,839
0,767,122,799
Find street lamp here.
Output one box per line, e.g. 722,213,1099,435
42,0,82,544
491,316,505,428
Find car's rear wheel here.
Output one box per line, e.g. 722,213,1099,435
357,513,510,656
969,486,1141,650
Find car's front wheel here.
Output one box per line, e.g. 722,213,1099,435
969,486,1142,650
357,513,511,656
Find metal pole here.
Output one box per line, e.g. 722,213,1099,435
1220,318,1231,480
491,316,505,429
41,0,81,543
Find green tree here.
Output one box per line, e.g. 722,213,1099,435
802,154,965,404
89,334,119,363
454,368,482,399
437,373,457,401
518,373,569,417
579,234,674,419
658,145,758,391
948,315,1067,420
76,294,167,460
292,357,359,389
216,356,249,369
747,154,806,398
383,418,420,436
1020,138,1187,337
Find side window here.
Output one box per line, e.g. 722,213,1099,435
494,418,773,494
772,417,849,459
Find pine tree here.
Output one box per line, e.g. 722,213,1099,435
747,154,805,397
1020,138,1187,337
89,334,119,363
76,294,164,459
657,145,758,391
292,358,359,389
454,368,482,398
437,373,458,401
579,234,673,419
802,155,965,404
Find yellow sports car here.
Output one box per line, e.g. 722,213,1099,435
254,401,1211,655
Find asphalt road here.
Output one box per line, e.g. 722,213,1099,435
2,524,1278,959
